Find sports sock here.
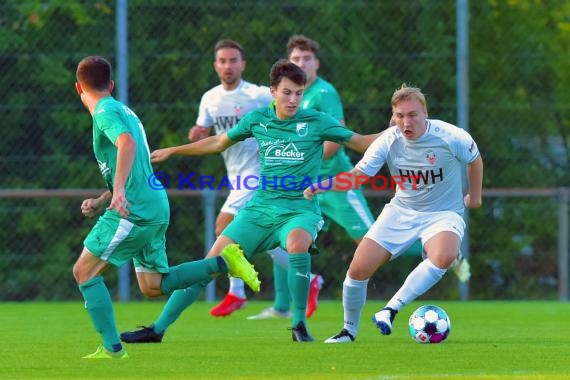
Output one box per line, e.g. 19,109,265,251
160,256,226,295
78,275,122,352
153,281,208,334
272,261,291,312
342,274,369,337
386,258,447,310
228,277,246,299
266,247,289,269
287,253,311,326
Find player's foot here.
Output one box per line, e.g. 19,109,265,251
209,293,247,317
82,345,128,359
220,244,261,292
450,254,471,282
324,329,355,343
290,321,314,342
246,307,291,320
120,325,164,343
306,274,324,318
372,307,398,335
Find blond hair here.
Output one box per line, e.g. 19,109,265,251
391,84,427,110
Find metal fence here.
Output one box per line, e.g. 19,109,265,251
1,0,568,301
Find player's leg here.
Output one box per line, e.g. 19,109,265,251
284,228,314,342
325,237,390,343
210,190,255,316
318,189,376,319
121,230,260,343
374,211,464,335
76,214,137,358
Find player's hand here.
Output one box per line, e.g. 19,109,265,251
107,190,130,218
188,126,209,142
464,194,482,209
81,198,105,218
150,148,173,163
304,185,325,200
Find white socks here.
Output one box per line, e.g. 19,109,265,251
342,274,369,338
229,277,246,299
266,247,289,269
386,258,446,311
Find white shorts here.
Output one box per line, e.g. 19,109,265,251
220,189,255,215
364,203,465,260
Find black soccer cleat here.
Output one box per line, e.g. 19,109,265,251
120,325,164,343
290,321,315,342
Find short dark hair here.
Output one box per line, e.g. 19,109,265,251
76,56,112,91
286,35,320,58
214,39,245,60
269,59,306,88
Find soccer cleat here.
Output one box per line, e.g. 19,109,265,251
246,307,291,320
450,254,471,283
120,325,164,343
306,274,324,318
372,307,398,335
290,321,314,342
209,293,247,317
324,329,355,343
82,345,128,359
220,244,261,292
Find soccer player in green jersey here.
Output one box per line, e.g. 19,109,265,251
129,59,377,342
247,35,376,320
73,56,259,358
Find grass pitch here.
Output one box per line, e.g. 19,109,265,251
2,300,569,379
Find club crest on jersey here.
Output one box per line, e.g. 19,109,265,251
296,123,308,137
234,104,242,117
426,150,437,165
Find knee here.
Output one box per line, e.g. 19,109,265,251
72,263,89,284
347,265,372,281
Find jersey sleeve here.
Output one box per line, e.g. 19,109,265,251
452,128,480,163
195,92,214,128
226,112,253,142
94,109,130,144
355,127,395,176
319,86,344,122
319,113,353,142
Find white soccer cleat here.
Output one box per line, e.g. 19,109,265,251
246,307,291,320
324,329,355,343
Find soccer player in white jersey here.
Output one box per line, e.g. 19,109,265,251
304,84,484,343
187,39,278,317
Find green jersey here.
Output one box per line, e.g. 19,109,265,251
301,77,354,175
227,105,353,213
92,97,169,225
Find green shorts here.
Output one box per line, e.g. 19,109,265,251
221,205,324,258
318,189,375,240
83,211,169,273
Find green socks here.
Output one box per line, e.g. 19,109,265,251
153,281,208,334
287,253,311,326
272,261,291,312
160,256,226,295
78,276,122,352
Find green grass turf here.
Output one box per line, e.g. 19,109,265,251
1,300,569,379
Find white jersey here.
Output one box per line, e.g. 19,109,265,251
356,119,479,216
196,80,273,181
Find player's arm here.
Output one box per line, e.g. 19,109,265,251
151,133,235,163
188,125,211,142
343,131,383,153
322,117,345,159
108,132,136,218
464,155,483,208
304,168,368,200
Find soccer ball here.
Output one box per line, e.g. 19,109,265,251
408,305,451,343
